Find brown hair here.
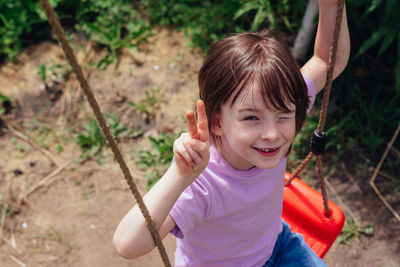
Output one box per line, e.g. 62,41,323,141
198,30,310,148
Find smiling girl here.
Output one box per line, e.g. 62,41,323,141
113,1,350,266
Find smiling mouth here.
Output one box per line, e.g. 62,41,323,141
255,147,278,152
253,146,281,156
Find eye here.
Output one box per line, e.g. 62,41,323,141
278,113,295,121
244,116,258,121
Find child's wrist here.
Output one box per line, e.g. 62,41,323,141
169,163,198,189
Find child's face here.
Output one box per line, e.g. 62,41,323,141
214,86,296,170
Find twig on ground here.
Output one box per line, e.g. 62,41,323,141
1,235,22,254
379,171,399,182
2,117,63,167
370,123,400,223
390,146,400,158
9,255,26,267
18,161,71,203
0,203,8,245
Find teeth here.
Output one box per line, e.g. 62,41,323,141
258,148,275,152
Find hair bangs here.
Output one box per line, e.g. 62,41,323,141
253,65,297,113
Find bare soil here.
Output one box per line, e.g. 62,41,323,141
0,28,399,267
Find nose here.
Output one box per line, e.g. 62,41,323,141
261,121,279,142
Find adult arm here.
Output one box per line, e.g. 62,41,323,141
301,0,350,94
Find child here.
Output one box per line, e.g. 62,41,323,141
113,0,350,266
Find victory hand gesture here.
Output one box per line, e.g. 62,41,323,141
173,100,210,180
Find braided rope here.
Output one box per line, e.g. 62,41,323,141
38,0,171,266
315,156,330,217
286,0,345,217
287,152,314,184
317,0,345,134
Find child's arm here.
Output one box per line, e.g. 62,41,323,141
301,0,350,94
113,100,210,259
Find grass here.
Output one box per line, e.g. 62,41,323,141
75,113,142,164
135,132,175,189
75,113,125,163
0,93,11,116
128,86,163,123
37,62,72,87
337,217,374,245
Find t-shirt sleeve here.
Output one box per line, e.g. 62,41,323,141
302,72,317,113
169,177,211,239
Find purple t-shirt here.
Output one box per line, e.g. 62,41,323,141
169,74,316,267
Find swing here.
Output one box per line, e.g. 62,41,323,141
281,0,346,258
39,0,346,265
282,172,345,258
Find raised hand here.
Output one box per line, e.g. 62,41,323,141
173,100,210,180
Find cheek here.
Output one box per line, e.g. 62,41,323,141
281,121,296,141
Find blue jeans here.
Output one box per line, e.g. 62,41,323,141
263,221,327,267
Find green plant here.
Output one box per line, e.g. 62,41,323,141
0,0,60,61
128,86,163,122
143,0,306,51
233,0,304,32
75,113,128,163
135,133,175,188
338,217,373,245
16,143,25,152
55,144,64,153
76,0,150,69
37,62,72,86
325,0,400,167
0,93,11,116
351,0,400,90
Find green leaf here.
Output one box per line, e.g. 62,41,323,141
233,1,259,20
378,28,396,57
365,0,383,15
251,7,267,31
383,0,397,22
361,225,374,235
355,26,390,58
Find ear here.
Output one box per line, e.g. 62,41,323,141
211,113,223,136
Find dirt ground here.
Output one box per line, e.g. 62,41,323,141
0,28,399,267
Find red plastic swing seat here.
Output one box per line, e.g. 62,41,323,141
282,172,345,258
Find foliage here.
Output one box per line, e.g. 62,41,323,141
75,113,128,163
1,0,399,171
128,86,163,122
76,0,150,69
351,0,400,89
324,0,400,165
0,0,150,66
338,217,373,245
143,0,306,50
0,93,11,116
233,0,305,33
135,133,175,188
1,0,305,60
37,62,72,86
0,0,61,61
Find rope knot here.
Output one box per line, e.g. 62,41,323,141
310,130,327,155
